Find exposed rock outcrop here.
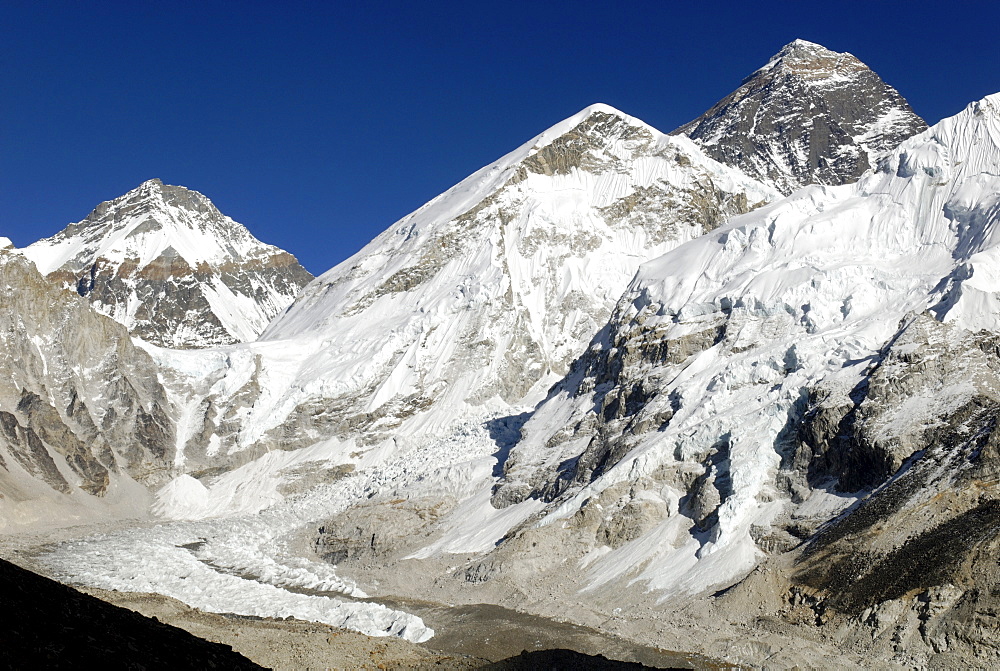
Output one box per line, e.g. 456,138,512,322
0,248,174,527
486,94,1000,614
777,315,1000,662
168,104,776,462
797,314,1000,492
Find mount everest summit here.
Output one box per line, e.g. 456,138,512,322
4,40,1000,667
675,39,927,194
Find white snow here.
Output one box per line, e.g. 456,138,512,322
42,409,519,641
19,179,305,347
226,104,776,452
36,93,1000,634
498,92,1000,597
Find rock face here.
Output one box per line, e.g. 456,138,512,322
796,314,1000,492
0,248,174,528
673,39,927,194
785,315,1000,663
81,95,1000,665
17,68,1000,666
20,179,313,349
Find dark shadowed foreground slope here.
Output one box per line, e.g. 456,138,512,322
0,557,263,669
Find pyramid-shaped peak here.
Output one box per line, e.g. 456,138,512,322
122,177,169,202
574,102,631,120
82,179,221,228
520,103,657,158
576,102,664,132
124,178,206,203
21,179,313,348
539,103,647,137
674,39,926,194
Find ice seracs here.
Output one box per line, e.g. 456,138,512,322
20,179,313,349
186,103,776,462
489,92,1000,600
31,102,777,637
22,76,1000,666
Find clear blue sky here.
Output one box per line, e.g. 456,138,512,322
3,1,998,275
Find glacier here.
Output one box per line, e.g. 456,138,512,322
492,92,1000,601
10,48,1000,667
33,101,777,644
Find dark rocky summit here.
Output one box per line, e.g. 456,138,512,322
673,39,927,193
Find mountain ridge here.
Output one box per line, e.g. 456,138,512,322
188,102,776,469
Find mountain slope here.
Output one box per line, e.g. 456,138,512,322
162,104,777,467
30,88,1000,666
484,93,1000,622
674,39,927,194
0,245,175,529
30,103,776,639
20,179,313,349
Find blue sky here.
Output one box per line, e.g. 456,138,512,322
3,1,998,275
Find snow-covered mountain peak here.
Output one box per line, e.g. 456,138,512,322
776,37,824,52
490,90,1000,601
34,179,265,274
521,102,643,152
20,181,313,348
125,176,168,198
127,178,219,222
759,39,868,83
854,92,1000,223
675,40,927,194
765,38,833,64
269,104,775,337
769,38,835,61
644,91,1000,329
178,104,779,461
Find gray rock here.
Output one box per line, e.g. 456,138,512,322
673,40,927,194
0,249,174,509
